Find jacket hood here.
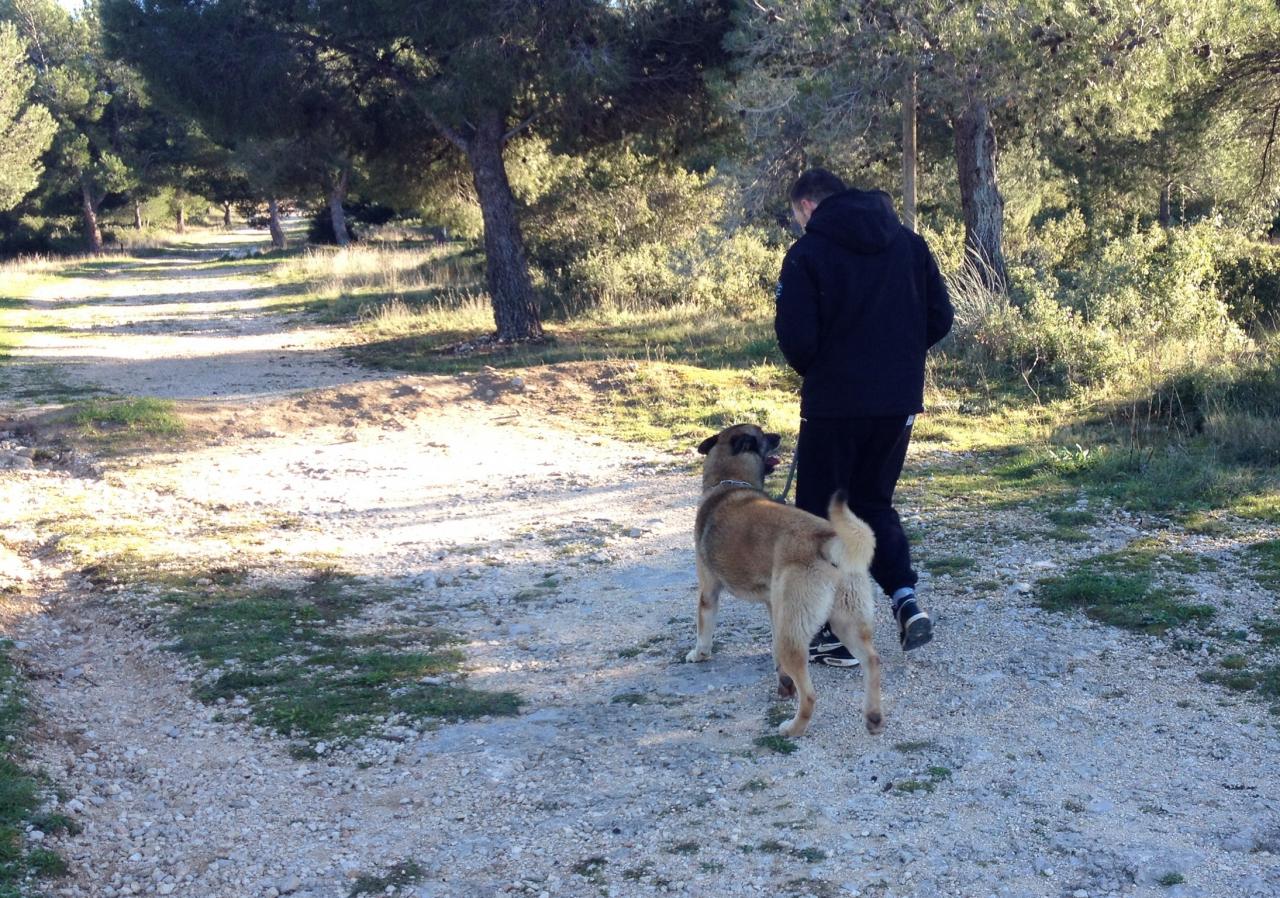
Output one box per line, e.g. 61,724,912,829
804,189,902,253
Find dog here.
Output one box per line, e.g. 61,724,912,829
687,423,884,737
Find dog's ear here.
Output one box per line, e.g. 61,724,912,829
696,434,719,455
764,433,782,452
730,434,757,456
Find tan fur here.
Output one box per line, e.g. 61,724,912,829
688,423,884,737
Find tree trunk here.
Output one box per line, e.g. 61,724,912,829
133,198,143,230
329,169,350,247
81,181,103,254
222,201,233,229
1158,180,1173,228
902,70,918,233
267,197,287,250
175,202,186,234
464,112,542,342
953,99,1008,291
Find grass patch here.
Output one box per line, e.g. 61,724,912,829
892,739,939,753
70,397,184,436
1046,509,1097,527
923,555,975,576
571,857,608,883
754,734,798,755
347,860,424,897
791,847,827,863
892,765,952,795
617,634,666,659
1036,543,1217,635
1198,668,1258,692
1157,872,1186,887
1245,539,1280,592
1199,661,1280,704
149,565,520,745
610,692,650,705
1252,619,1280,646
0,641,69,893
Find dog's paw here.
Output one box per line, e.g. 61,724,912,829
777,718,807,738
685,648,711,663
864,710,885,735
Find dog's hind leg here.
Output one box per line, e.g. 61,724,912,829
771,570,824,737
829,580,885,735
685,560,723,663
772,626,816,737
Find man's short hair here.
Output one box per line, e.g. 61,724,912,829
790,169,847,205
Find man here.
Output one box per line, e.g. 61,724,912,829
774,168,953,667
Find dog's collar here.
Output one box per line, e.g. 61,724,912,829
713,479,758,491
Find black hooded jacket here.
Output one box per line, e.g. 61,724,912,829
774,189,953,418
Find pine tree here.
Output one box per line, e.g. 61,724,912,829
0,21,54,211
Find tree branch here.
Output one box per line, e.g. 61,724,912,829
502,113,542,144
276,25,472,149
1258,100,1280,191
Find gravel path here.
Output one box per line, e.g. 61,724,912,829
1,237,1278,898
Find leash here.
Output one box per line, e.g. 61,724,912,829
773,452,798,504
772,424,801,504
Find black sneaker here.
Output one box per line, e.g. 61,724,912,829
894,595,933,651
808,624,860,668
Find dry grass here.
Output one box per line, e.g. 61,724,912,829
356,294,494,338
277,244,479,298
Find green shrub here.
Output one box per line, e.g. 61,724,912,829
507,138,783,316
947,263,1119,394
1022,208,1088,272
1214,238,1280,331
1069,222,1242,348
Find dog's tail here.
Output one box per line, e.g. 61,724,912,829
825,490,876,571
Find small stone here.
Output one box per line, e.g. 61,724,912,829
276,875,301,894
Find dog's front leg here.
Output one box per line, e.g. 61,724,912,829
685,565,722,663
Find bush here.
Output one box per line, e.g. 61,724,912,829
0,212,86,256
1214,238,1280,331
946,262,1119,394
306,201,399,245
509,138,783,316
1068,222,1242,348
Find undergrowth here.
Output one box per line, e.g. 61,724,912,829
0,642,70,897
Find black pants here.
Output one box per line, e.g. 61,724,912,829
795,416,917,600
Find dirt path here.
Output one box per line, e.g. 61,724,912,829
2,236,1278,898
12,232,375,400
